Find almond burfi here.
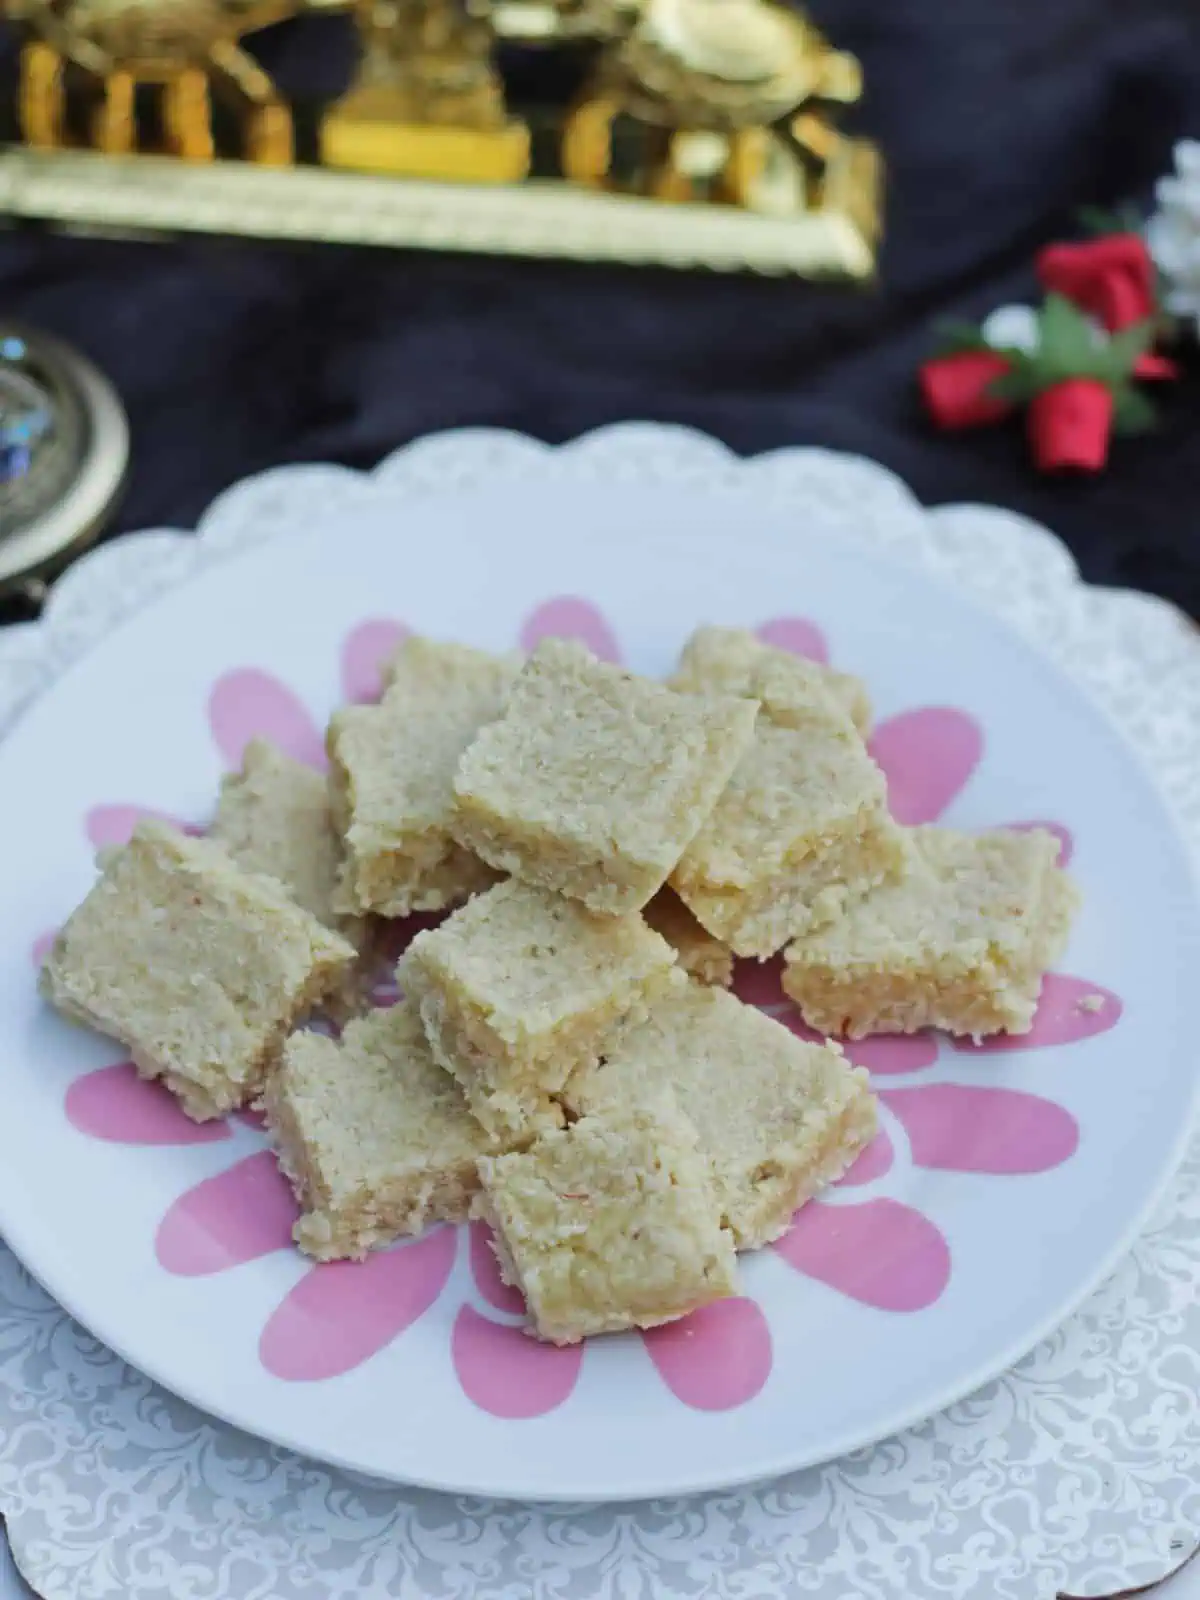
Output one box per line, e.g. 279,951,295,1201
452,638,758,915
670,708,906,960
327,637,518,917
40,821,355,1120
211,738,365,944
565,981,877,1249
672,624,872,735
644,888,734,988
782,826,1079,1039
263,1003,495,1260
477,1100,739,1344
400,878,677,1140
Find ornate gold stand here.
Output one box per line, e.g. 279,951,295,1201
3,0,882,278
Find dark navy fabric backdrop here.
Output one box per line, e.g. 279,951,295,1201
2,0,1199,614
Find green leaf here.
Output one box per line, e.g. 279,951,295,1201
985,367,1036,404
1101,317,1156,378
1037,293,1101,375
1112,386,1157,436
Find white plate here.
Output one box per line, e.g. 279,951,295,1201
0,431,1195,1505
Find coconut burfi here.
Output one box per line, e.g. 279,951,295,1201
477,1100,739,1344
452,639,759,915
644,888,734,988
327,637,517,917
263,1003,494,1260
672,624,872,735
565,981,877,1249
40,821,355,1120
400,877,678,1140
782,826,1079,1039
211,738,364,943
670,708,906,960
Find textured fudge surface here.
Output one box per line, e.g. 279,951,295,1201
643,888,734,988
40,820,355,1120
327,636,516,916
783,826,1079,1038
672,624,872,735
566,980,877,1248
671,713,905,958
264,1003,494,1260
453,638,759,914
477,1100,739,1344
401,878,678,1139
211,737,363,941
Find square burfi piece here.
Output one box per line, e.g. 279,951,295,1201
477,1101,739,1344
670,713,906,960
40,821,355,1121
672,624,872,735
644,888,733,988
565,981,877,1249
452,638,758,915
211,738,365,947
327,637,517,917
782,826,1079,1039
263,1003,495,1260
401,878,678,1140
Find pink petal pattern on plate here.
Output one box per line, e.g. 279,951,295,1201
208,669,326,772
775,1197,951,1312
879,1084,1078,1174
451,1305,583,1418
869,708,984,825
835,1129,894,1187
85,804,195,851
755,617,829,665
1002,820,1074,866
30,929,57,968
340,618,409,704
955,974,1123,1053
260,1228,458,1381
843,1033,941,1076
640,1297,772,1410
520,597,621,662
66,1062,230,1146
155,1150,298,1275
468,1221,525,1315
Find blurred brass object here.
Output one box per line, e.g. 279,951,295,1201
322,0,529,179
2,0,882,276
9,0,304,162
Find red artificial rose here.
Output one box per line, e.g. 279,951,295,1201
919,350,1014,430
1037,234,1175,380
1037,234,1154,331
1028,377,1113,472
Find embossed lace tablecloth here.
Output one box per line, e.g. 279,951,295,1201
2,430,1200,1600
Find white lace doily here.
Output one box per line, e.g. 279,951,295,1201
1,425,1199,1600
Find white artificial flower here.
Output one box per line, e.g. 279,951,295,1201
981,304,1040,354
981,303,1108,357
1146,139,1200,337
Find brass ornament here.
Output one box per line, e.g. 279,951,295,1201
1,0,882,276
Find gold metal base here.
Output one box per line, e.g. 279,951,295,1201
0,144,879,278
322,98,530,182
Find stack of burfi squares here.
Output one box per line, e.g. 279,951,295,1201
41,622,1077,1348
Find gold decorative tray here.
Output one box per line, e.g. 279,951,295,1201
1,0,881,277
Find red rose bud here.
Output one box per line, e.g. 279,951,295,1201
1028,378,1113,472
1037,234,1155,331
919,350,1014,430
1134,350,1178,381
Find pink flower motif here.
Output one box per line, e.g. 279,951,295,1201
44,602,1122,1420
